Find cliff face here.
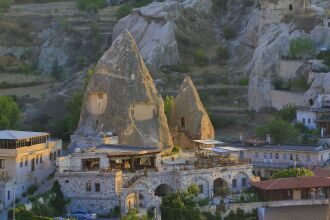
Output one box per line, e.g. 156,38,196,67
73,31,173,152
170,76,214,148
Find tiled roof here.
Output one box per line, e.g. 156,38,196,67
264,205,330,220
251,176,330,190
312,167,330,177
0,130,49,140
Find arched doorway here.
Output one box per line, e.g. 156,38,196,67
125,192,137,210
213,178,229,197
154,184,174,197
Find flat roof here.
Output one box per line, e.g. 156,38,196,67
193,139,227,145
0,130,49,140
240,144,329,152
94,144,161,156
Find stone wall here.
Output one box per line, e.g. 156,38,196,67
270,90,304,109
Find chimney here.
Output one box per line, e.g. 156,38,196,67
266,134,271,144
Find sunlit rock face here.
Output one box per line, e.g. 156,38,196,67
72,31,173,153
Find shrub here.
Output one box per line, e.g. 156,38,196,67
223,27,236,39
194,49,209,66
256,119,299,144
238,77,249,86
168,64,190,73
0,0,12,14
172,146,180,154
290,74,310,91
51,61,65,81
58,18,72,32
209,114,233,129
0,96,20,129
289,37,314,59
27,185,38,195
116,0,152,20
84,68,95,87
164,95,175,119
271,168,314,179
212,0,228,10
277,103,297,122
76,0,107,13
215,45,230,63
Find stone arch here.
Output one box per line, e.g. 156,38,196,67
213,178,229,197
191,176,210,197
154,184,174,197
125,192,138,210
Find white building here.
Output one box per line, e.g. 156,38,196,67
0,130,62,208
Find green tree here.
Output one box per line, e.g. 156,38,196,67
215,45,230,63
84,68,95,87
0,0,12,14
277,103,297,122
76,0,107,13
194,49,209,66
223,27,236,39
164,96,174,119
256,119,299,144
121,208,147,220
271,168,314,179
0,96,20,129
289,37,314,59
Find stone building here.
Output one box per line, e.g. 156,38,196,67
71,31,173,153
169,76,214,148
260,0,311,13
297,93,330,137
56,143,252,215
238,142,330,178
0,130,62,208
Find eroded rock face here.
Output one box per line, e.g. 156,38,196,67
169,76,214,148
112,0,212,69
73,31,173,152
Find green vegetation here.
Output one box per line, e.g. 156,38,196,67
84,68,95,87
209,114,233,129
224,208,258,220
318,50,330,67
27,185,38,195
0,81,41,89
215,45,230,63
172,145,180,154
0,0,12,15
273,75,310,92
58,17,72,32
116,0,152,20
53,93,83,141
271,168,314,179
238,77,249,86
194,49,209,66
289,37,314,59
277,103,297,122
15,0,65,3
223,27,236,40
0,96,20,129
256,119,299,144
165,64,190,73
8,205,52,220
161,184,218,220
164,95,174,119
233,194,259,204
76,0,107,13
121,208,147,220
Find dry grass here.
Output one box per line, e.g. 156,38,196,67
0,83,52,98
0,73,51,84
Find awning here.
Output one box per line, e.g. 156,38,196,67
201,146,247,154
193,139,226,145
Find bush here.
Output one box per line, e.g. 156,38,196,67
0,0,12,14
290,74,310,91
172,146,180,154
289,37,314,59
271,168,314,179
212,0,228,10
168,64,190,73
277,103,297,122
116,0,152,20
256,119,299,144
194,49,209,66
27,185,38,195
164,95,175,120
215,45,230,63
223,27,236,39
76,0,107,13
238,77,249,86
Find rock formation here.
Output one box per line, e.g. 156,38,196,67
169,76,214,148
112,0,213,69
71,30,173,153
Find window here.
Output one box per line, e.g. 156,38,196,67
302,118,306,123
307,155,310,162
264,153,267,159
232,179,237,188
181,117,185,129
284,153,287,160
49,153,53,161
296,154,299,161
289,4,293,10
57,150,61,157
7,191,10,201
242,178,247,188
269,153,273,159
290,154,293,161
0,159,5,169
275,153,279,160
40,154,43,163
25,157,28,166
95,183,100,192
20,158,23,167
308,118,311,124
86,183,92,192
82,158,100,171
